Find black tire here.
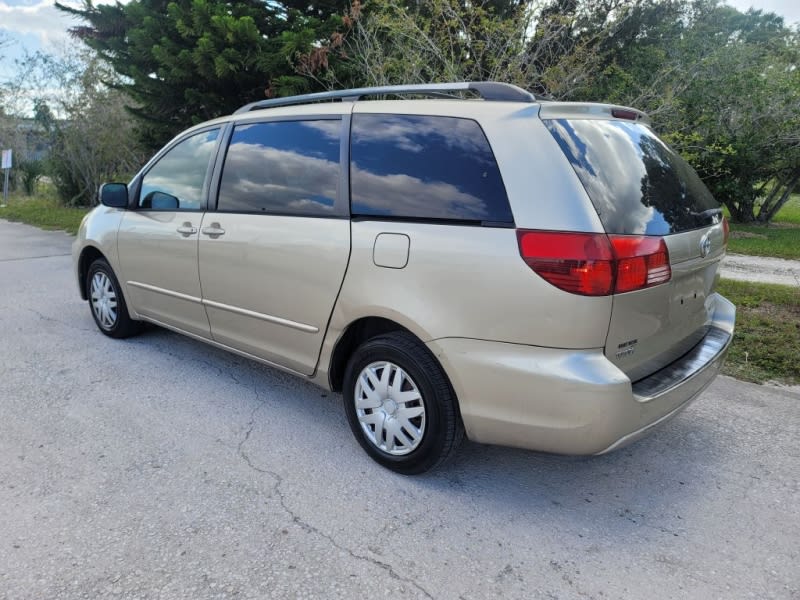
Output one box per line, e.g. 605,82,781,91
343,331,464,474
86,258,142,339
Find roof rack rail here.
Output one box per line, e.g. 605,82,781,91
233,81,536,114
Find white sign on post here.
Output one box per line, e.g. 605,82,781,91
2,149,10,206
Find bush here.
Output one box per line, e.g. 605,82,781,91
17,159,45,196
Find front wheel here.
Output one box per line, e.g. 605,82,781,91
343,331,464,474
86,258,141,339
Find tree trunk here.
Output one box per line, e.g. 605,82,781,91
756,168,800,224
724,199,755,223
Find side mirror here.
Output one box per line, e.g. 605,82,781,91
99,183,129,209
149,191,180,210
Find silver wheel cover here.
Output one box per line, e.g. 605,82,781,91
354,361,426,456
90,271,118,330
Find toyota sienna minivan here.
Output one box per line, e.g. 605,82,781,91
73,82,735,473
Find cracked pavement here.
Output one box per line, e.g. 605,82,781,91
0,219,798,599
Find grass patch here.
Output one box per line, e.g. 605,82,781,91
728,223,800,260
0,195,90,235
721,195,800,259
717,279,800,385
774,195,800,225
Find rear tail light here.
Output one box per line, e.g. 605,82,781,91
610,236,671,292
517,230,671,296
517,231,614,295
722,216,729,245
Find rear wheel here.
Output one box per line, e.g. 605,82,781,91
343,331,464,474
86,258,141,339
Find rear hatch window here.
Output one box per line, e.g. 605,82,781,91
544,119,720,235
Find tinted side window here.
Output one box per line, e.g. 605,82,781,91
544,119,720,235
139,129,219,210
350,114,513,224
217,120,341,216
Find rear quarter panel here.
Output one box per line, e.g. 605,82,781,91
328,221,613,348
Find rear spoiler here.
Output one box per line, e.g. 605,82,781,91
538,102,651,126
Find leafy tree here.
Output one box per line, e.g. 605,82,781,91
54,0,798,221
319,0,799,223
57,0,350,148
574,0,800,222
8,50,149,205
298,0,614,97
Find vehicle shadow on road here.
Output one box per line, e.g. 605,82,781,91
132,326,728,537
415,414,727,534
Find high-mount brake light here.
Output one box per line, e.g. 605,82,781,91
516,231,672,296
611,108,639,120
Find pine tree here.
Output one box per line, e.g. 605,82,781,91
57,0,348,148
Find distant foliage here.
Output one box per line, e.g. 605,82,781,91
297,0,615,98
17,159,45,196
56,0,351,149
47,0,800,221
307,0,800,223
7,51,149,206
577,0,800,224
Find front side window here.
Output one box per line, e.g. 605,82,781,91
350,114,513,224
139,128,219,210
217,120,341,216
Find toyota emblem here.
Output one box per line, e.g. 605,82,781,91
700,234,711,257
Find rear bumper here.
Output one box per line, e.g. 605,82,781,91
427,294,735,455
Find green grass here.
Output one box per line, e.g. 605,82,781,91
717,279,800,385
727,223,800,260
722,195,800,260
774,195,800,225
0,195,90,235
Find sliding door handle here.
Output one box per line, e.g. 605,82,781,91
201,223,226,238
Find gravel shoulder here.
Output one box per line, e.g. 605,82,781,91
721,253,800,286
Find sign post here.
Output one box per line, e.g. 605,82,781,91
1,149,11,208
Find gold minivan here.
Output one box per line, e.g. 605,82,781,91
73,82,735,473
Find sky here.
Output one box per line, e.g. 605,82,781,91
726,0,800,23
1,0,799,81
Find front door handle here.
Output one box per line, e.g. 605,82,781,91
176,222,198,237
201,223,226,238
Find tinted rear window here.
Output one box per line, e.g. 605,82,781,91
350,114,513,224
544,119,719,235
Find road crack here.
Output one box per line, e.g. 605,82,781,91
0,253,72,263
236,390,434,600
25,307,93,332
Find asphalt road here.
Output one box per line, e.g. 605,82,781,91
0,219,798,600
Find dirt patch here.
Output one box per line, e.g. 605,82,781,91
721,253,800,286
748,301,800,320
730,231,768,239
767,222,800,230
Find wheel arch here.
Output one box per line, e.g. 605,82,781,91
328,316,415,393
77,245,108,300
